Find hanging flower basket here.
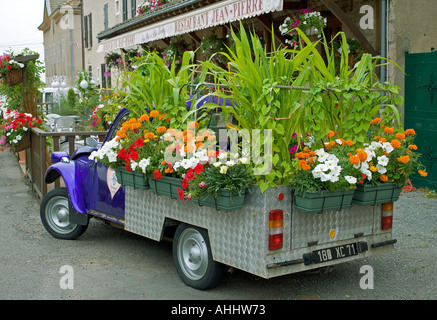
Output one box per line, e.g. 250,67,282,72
293,189,355,213
352,183,402,205
148,176,183,198
11,132,31,152
196,188,247,211
115,167,150,190
6,68,23,86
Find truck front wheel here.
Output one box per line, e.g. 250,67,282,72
173,223,224,290
40,188,88,240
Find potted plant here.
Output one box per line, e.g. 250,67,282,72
290,131,360,213
176,150,252,211
279,8,327,48
351,117,427,205
89,109,172,189
162,38,190,68
0,53,24,86
0,107,42,152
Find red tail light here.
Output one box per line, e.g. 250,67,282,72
381,203,394,230
269,209,283,250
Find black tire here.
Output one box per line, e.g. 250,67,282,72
173,223,224,290
40,187,88,240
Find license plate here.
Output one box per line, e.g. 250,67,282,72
306,243,359,265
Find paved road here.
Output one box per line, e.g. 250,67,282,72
1,150,436,302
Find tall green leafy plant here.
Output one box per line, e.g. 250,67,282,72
196,23,317,191
118,50,204,127
297,30,404,148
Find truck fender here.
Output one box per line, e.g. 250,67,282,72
44,161,87,214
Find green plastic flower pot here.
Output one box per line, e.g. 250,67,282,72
197,188,246,211
115,167,150,190
148,176,183,199
352,183,402,205
293,189,354,213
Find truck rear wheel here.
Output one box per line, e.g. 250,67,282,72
173,223,224,290
40,188,88,240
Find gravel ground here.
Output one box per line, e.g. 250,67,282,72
1,150,436,301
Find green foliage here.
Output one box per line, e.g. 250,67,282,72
118,50,205,128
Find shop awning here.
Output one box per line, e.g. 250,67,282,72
97,0,284,54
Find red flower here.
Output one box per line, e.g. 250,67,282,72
153,169,162,180
7,65,12,70
185,168,195,181
125,162,131,172
194,163,203,174
177,188,185,200
181,178,188,189
134,138,144,147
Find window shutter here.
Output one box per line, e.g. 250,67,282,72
131,0,136,18
84,16,88,48
88,13,93,47
123,0,128,21
104,4,108,30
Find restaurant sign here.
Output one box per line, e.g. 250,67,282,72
98,0,283,53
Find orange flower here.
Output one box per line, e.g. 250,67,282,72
371,117,382,125
356,149,368,162
158,113,166,121
156,126,167,134
391,139,401,149
380,175,388,182
408,144,418,150
144,132,156,140
150,110,159,117
395,132,406,140
345,140,353,147
384,127,394,134
296,152,310,159
418,170,428,177
397,155,410,164
326,130,335,138
404,129,416,136
188,121,199,129
349,155,360,165
139,114,150,122
329,140,336,147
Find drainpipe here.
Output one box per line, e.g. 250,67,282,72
380,0,388,84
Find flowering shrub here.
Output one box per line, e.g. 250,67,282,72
136,0,171,16
177,151,252,201
291,131,360,196
162,39,190,67
90,109,253,201
89,110,172,173
279,8,327,48
0,53,22,80
0,106,41,151
359,117,428,186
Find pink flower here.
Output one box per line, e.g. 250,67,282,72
198,182,206,188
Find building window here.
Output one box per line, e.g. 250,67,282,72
84,13,93,48
115,0,120,15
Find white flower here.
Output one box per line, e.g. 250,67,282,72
220,166,228,174
130,161,138,171
376,165,387,174
213,162,221,168
226,160,236,167
345,176,357,184
239,157,248,164
377,155,389,166
382,142,394,154
138,158,150,173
